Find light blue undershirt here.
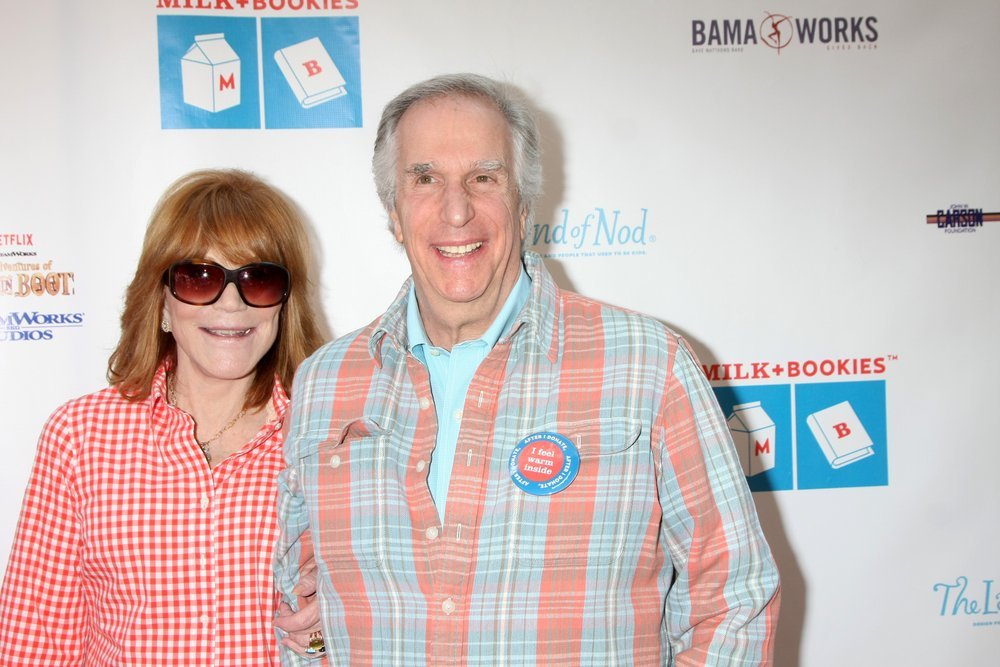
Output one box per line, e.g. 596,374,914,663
407,266,531,523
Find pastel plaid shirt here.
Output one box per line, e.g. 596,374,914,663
276,252,780,666
0,365,289,666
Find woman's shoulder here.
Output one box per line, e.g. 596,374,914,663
47,384,148,424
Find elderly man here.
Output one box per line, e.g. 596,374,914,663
275,73,780,665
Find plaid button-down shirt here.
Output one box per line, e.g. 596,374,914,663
277,252,780,666
0,366,289,666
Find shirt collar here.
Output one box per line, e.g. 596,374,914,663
370,251,560,365
405,264,531,357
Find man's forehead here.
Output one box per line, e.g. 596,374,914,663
396,95,509,142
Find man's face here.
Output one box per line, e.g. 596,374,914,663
390,94,526,344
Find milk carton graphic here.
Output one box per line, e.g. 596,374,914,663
181,33,241,112
727,401,777,476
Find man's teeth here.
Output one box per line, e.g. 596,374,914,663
206,328,252,337
437,242,482,257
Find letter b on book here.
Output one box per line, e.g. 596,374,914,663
274,37,347,109
807,401,874,469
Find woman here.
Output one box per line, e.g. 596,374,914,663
0,169,325,665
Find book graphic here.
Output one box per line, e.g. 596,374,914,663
274,37,347,108
727,402,777,477
181,33,241,112
806,400,875,469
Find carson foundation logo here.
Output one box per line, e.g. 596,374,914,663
691,12,879,54
926,204,1000,234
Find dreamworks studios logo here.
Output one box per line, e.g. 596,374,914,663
1,311,84,342
530,208,653,259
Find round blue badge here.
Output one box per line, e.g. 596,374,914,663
508,432,580,496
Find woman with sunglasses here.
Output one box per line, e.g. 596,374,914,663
0,169,325,665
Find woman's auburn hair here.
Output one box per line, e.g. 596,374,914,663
107,169,325,409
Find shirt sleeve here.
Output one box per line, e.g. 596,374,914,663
273,407,320,667
655,337,781,665
0,407,87,666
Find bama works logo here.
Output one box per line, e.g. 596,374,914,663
692,13,879,54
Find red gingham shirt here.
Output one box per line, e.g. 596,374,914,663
0,365,288,666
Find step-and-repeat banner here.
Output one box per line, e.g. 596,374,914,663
2,2,997,664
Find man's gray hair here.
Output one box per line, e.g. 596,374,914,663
372,73,543,231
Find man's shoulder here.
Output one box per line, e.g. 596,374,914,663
558,288,681,345
298,320,378,376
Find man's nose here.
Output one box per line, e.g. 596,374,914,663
441,181,474,227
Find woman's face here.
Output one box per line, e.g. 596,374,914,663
163,250,282,388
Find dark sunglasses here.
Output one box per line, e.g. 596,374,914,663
163,260,291,308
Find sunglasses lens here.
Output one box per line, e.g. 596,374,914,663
171,263,226,305
237,264,290,307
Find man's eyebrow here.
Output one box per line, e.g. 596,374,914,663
475,159,507,172
404,162,434,175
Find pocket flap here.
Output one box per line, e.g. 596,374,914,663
292,418,387,460
524,418,642,458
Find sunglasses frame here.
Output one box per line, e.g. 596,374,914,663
163,260,291,308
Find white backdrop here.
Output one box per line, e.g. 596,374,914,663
2,2,998,664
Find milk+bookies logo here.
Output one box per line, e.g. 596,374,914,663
707,354,893,493
157,10,362,129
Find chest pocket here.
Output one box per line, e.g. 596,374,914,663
300,419,399,571
506,418,654,567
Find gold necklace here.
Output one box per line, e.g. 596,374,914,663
167,372,248,465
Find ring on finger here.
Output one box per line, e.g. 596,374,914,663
306,630,326,655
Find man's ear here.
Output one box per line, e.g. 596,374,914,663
390,208,404,244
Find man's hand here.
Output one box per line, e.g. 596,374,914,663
274,556,325,658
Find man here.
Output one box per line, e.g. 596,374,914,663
275,73,780,665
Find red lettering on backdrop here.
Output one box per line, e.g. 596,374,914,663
833,422,852,439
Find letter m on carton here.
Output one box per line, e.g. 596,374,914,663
181,33,241,112
726,402,777,477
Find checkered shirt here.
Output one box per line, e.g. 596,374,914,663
0,365,289,665
276,252,780,666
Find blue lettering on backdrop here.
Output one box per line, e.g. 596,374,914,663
933,577,1000,617
531,208,653,258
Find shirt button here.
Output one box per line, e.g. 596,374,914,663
425,526,439,541
199,556,207,568
442,597,456,615
199,495,210,510
329,454,341,468
415,459,427,472
429,348,441,357
199,614,210,625
452,408,462,422
419,397,432,410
